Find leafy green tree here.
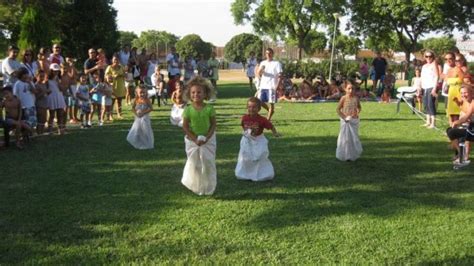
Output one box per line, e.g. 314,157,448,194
300,30,327,56
224,33,262,65
334,34,361,60
420,37,457,58
118,31,138,48
18,5,54,52
58,0,119,61
132,30,179,54
175,34,213,59
231,0,345,59
349,0,474,64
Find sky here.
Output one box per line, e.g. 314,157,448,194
112,0,472,48
112,0,255,47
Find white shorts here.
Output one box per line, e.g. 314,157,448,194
258,89,277,104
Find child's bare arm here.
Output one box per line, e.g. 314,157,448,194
182,118,197,143
205,116,217,141
271,125,281,137
336,97,346,118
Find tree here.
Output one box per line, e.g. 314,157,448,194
300,30,327,56
334,34,360,60
231,0,345,59
224,33,262,65
18,5,54,52
349,0,474,66
118,31,138,48
58,0,119,61
175,34,213,59
420,37,457,58
132,30,179,54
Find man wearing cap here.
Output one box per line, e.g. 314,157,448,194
1,45,22,86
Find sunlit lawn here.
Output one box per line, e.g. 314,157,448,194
0,81,473,264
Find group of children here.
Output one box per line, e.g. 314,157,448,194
275,70,395,104
124,74,362,196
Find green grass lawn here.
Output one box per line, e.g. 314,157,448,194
1,81,473,264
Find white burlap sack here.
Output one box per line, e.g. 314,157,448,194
181,133,217,195
126,113,154,150
235,132,274,181
336,118,362,161
170,104,184,127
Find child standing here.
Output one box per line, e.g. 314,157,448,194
47,63,67,134
181,76,217,195
75,74,92,128
170,80,186,127
90,72,104,126
100,75,114,125
412,68,423,111
235,97,280,181
126,85,154,150
34,70,51,134
336,83,363,161
381,69,396,103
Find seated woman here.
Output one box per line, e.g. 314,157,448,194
299,80,313,101
326,79,342,100
318,78,329,98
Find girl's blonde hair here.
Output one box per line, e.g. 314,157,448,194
184,76,214,101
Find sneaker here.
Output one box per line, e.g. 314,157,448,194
99,121,103,126
87,121,92,127
453,158,471,165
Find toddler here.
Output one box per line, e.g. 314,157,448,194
126,85,154,149
100,75,114,125
181,76,217,195
235,97,280,181
75,74,92,128
170,80,186,127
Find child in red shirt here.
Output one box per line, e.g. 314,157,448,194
235,97,280,181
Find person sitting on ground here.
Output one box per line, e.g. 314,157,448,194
299,80,313,101
326,79,341,100
1,86,32,149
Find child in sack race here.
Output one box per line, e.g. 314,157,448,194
181,76,217,195
336,83,363,161
235,97,280,181
126,85,154,150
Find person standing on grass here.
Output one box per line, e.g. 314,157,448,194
105,55,126,119
371,51,388,94
2,45,22,86
181,76,217,195
256,48,282,121
207,51,220,101
13,67,37,129
246,51,257,91
447,85,473,164
127,85,154,150
336,83,362,161
49,44,64,65
420,50,439,129
235,97,280,182
47,63,67,135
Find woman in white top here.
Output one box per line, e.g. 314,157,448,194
420,50,439,129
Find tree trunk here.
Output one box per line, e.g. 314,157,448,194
297,47,303,60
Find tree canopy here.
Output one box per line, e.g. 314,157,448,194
175,34,213,59
420,37,457,58
231,0,344,59
132,30,179,54
118,31,138,48
349,0,474,63
224,33,262,64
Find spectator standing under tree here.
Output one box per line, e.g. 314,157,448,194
35,47,50,75
207,51,220,101
246,51,257,91
166,47,181,96
136,48,149,82
21,49,37,78
359,58,369,91
197,54,209,78
118,44,131,66
256,48,282,121
371,51,388,94
84,48,105,84
1,45,22,86
49,43,64,65
105,55,126,119
421,50,440,129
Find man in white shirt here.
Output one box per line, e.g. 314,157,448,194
256,48,282,121
1,45,22,86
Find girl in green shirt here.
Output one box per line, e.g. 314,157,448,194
181,76,217,195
